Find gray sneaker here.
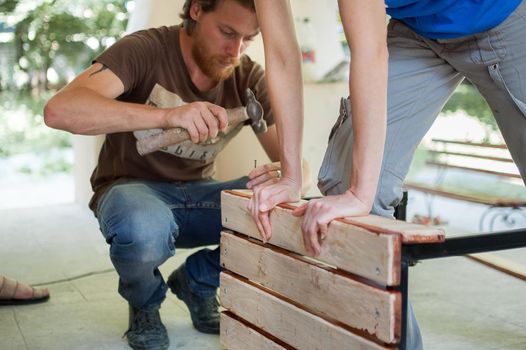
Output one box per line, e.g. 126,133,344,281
125,305,169,350
167,264,220,334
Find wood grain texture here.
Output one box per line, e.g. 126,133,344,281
468,253,526,281
221,190,402,285
220,273,391,350
221,232,401,343
341,215,445,244
404,182,526,206
220,313,287,350
223,190,444,244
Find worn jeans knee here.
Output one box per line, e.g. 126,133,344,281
97,182,178,309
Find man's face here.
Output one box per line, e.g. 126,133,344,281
189,0,259,81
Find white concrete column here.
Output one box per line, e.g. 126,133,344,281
73,135,103,206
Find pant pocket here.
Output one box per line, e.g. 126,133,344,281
488,62,526,117
317,97,353,195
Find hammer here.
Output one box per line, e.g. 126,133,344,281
136,88,267,156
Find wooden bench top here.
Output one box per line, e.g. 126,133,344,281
223,190,445,245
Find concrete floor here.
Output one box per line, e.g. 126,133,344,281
1,203,526,350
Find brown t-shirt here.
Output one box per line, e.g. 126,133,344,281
89,25,273,212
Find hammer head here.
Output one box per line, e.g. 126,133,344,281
245,88,267,134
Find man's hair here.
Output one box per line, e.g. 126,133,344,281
180,0,256,35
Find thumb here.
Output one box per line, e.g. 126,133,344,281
207,103,228,130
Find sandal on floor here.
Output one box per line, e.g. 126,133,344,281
0,276,50,306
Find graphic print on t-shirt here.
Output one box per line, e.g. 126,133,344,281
133,84,244,162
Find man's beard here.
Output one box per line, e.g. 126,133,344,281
191,36,240,82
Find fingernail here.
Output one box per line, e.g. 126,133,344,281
260,204,268,211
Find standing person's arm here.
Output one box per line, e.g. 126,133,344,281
293,0,388,256
248,0,304,241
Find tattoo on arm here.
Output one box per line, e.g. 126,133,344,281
89,64,109,77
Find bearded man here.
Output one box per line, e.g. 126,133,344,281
43,1,310,349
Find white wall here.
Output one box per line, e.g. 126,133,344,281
215,82,347,198
290,0,344,81
126,0,185,32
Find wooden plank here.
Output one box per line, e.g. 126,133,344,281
404,182,526,207
220,312,287,350
426,161,521,179
221,190,402,285
428,149,514,163
220,273,392,350
221,232,401,343
431,138,508,149
468,253,526,282
223,190,443,244
340,215,444,244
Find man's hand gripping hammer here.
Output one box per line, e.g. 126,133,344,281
136,89,266,156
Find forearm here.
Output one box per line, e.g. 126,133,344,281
348,47,388,206
338,0,388,207
44,87,166,135
269,65,304,184
255,0,303,185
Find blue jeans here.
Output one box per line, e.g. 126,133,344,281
95,177,248,311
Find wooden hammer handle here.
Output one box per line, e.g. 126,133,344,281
136,106,248,156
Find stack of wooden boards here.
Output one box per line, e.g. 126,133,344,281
219,190,444,350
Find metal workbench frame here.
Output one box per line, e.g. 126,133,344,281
396,221,526,349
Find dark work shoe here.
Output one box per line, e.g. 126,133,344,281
167,264,220,334
125,305,169,350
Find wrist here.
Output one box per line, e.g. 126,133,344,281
346,187,373,210
158,108,172,129
280,160,302,185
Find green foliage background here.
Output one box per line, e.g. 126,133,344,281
0,0,130,172
443,82,497,131
6,0,129,90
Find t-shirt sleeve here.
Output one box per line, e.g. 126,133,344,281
245,61,275,132
93,30,162,94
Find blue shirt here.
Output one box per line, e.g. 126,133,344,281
386,0,522,39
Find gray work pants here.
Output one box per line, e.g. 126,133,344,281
373,1,526,219
319,1,526,349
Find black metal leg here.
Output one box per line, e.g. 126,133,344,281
404,228,526,261
399,259,409,350
395,191,408,221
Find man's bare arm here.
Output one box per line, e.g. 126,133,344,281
44,63,227,142
44,63,167,135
